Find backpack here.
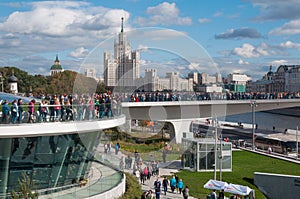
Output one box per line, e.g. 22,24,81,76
154,181,161,193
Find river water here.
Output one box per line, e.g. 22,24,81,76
224,111,300,132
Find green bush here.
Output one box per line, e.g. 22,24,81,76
119,172,142,199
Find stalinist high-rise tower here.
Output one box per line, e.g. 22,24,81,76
104,17,140,90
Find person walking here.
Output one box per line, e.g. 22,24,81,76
170,176,176,193
182,185,189,199
10,99,18,124
153,178,161,199
210,189,217,199
1,100,10,124
28,99,35,123
175,174,179,193
162,176,169,195
178,179,184,194
219,189,225,199
17,98,23,123
115,142,120,155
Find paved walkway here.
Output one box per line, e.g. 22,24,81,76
139,167,198,199
96,143,198,199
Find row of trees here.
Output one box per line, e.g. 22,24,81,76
0,67,107,96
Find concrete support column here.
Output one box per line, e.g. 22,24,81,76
168,120,192,143
0,139,12,195
119,119,131,133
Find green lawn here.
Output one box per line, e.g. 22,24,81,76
176,150,300,199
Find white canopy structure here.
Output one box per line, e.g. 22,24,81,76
204,180,255,198
224,183,255,197
203,179,228,190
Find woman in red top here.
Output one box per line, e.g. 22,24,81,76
28,99,35,123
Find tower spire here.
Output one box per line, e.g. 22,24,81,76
121,17,124,33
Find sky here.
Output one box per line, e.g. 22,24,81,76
0,0,300,81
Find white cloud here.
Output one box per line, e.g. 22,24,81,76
0,2,130,37
69,47,89,58
270,59,288,66
198,18,211,23
0,1,131,75
269,19,300,35
134,2,192,26
232,43,274,58
256,42,270,56
233,43,260,58
280,40,300,50
238,59,250,65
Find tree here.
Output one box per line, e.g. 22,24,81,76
96,81,107,93
10,173,39,199
0,67,100,96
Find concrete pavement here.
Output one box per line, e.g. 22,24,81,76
139,167,198,199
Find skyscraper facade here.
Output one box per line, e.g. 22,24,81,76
104,18,140,90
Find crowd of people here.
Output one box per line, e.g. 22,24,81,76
126,90,300,102
1,92,122,124
141,175,189,199
2,90,300,124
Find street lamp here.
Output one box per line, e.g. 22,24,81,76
297,126,299,159
213,119,217,180
250,101,257,150
219,131,223,181
213,117,219,180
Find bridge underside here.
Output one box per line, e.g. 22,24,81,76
122,99,300,143
122,99,300,121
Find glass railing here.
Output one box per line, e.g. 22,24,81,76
122,91,300,102
0,103,123,124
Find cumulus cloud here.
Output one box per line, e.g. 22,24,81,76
0,1,131,74
213,57,263,80
280,40,300,50
198,18,211,24
0,2,129,37
270,20,300,35
238,59,250,65
134,2,192,26
215,28,263,40
69,47,89,58
232,43,274,58
233,43,260,58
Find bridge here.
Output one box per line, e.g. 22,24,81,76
122,99,300,142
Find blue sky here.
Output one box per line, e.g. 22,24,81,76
0,0,300,80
